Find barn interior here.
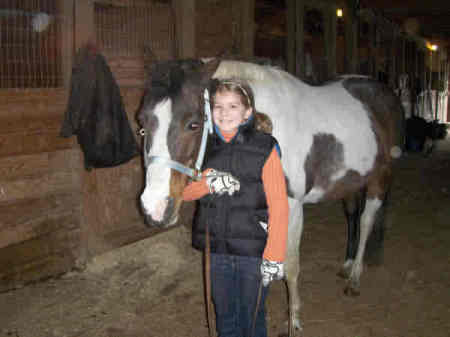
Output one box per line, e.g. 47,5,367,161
0,1,449,337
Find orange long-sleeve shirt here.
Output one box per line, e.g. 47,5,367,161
182,130,289,262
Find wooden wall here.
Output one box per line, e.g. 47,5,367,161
0,87,162,293
0,89,81,291
0,0,156,292
0,0,253,292
195,0,254,58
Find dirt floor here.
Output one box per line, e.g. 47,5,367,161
1,138,450,337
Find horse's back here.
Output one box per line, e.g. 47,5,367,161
341,77,405,154
212,60,403,200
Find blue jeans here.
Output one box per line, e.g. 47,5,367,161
210,253,269,337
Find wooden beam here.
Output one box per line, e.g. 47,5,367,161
73,0,98,261
59,0,74,88
286,0,296,74
240,0,255,57
389,34,397,88
172,0,196,58
324,4,337,78
74,0,95,51
344,1,359,73
295,0,305,78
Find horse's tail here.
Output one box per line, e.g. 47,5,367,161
364,187,390,265
390,145,402,159
390,105,405,159
390,87,406,159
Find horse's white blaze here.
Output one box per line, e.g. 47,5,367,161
213,61,378,199
140,99,172,222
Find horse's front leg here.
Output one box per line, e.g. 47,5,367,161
284,198,304,336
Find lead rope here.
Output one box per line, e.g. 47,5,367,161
203,89,216,337
205,199,217,337
251,279,264,337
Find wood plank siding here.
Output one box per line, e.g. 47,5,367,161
0,0,254,292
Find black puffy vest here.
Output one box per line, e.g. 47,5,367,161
192,122,278,257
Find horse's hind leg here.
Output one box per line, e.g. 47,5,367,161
339,188,366,278
345,169,391,296
285,198,304,336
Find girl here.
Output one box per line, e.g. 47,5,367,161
183,78,289,337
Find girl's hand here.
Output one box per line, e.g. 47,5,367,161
261,259,284,287
205,169,240,195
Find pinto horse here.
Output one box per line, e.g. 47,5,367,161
137,58,404,336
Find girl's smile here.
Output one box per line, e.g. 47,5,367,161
212,91,252,133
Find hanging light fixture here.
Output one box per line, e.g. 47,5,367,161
336,8,343,17
427,42,438,51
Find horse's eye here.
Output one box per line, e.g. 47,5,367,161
188,122,201,131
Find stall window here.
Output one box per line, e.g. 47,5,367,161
0,0,63,89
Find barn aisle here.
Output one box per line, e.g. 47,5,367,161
1,138,449,337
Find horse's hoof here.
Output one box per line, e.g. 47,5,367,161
293,320,303,333
337,268,349,279
282,318,302,337
344,284,360,296
289,320,303,337
337,260,353,279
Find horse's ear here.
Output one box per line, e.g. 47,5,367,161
168,66,184,92
142,46,157,71
201,58,221,82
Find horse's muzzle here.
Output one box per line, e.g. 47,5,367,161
143,197,176,228
144,215,165,228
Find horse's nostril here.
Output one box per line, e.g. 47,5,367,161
142,197,175,228
166,197,174,211
144,215,153,228
144,215,164,228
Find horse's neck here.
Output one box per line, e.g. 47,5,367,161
213,60,270,82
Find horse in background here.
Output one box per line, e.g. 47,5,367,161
137,58,404,336
405,115,448,156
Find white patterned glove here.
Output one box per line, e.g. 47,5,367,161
261,259,284,287
205,169,240,196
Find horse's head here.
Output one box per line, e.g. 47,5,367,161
137,58,220,228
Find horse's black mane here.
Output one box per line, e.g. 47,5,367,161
138,59,208,125
144,59,203,101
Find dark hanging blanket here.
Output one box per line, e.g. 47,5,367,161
60,45,139,170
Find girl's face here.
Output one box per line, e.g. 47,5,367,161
212,91,252,133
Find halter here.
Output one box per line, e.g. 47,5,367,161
139,89,214,181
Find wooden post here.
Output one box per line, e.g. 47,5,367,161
389,33,397,89
324,4,337,78
286,0,296,74
295,0,305,78
231,1,242,54
400,36,405,75
372,24,379,79
73,0,104,259
240,0,255,57
59,0,74,88
344,1,358,73
74,0,95,51
172,0,196,58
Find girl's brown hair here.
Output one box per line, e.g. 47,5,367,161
209,78,255,111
